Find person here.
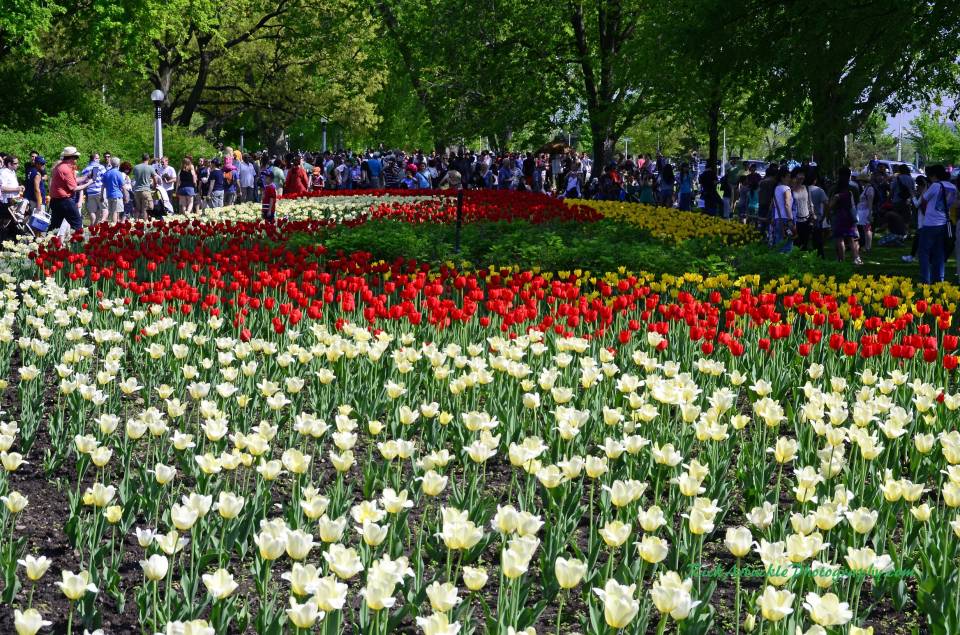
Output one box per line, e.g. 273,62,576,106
157,156,177,205
284,156,309,196
550,152,564,192
677,163,694,210
310,166,324,192
868,153,880,174
917,165,957,284
735,175,750,222
791,167,814,249
238,154,257,202
176,158,198,215
101,157,125,224
498,159,514,190
271,159,286,195
152,176,173,218
891,164,915,210
80,153,105,224
401,168,418,189
438,165,462,189
952,174,960,283
23,156,46,214
699,165,719,215
261,171,277,223
197,158,210,210
720,173,733,219
48,146,94,235
367,152,383,189
658,163,675,208
207,158,226,208
563,163,582,198
769,167,794,253
415,165,431,189
132,154,157,221
757,167,778,228
1,155,24,205
638,174,656,204
222,160,239,206
807,171,828,258
119,161,134,221
854,172,875,253
829,167,861,264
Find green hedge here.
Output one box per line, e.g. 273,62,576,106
0,107,216,166
285,219,853,280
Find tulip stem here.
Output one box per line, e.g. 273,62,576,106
654,613,667,635
67,604,74,635
734,557,741,635
556,591,565,635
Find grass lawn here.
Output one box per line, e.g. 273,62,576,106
857,235,960,281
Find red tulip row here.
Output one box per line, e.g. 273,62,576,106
280,189,603,224
31,220,958,370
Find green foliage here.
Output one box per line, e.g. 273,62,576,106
910,112,960,166
284,218,849,281
0,107,215,165
749,2,960,175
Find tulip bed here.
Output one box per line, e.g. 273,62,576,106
206,190,603,227
0,192,959,635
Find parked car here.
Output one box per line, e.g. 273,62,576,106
742,160,768,177
863,159,923,180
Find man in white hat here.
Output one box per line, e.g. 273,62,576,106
48,146,93,235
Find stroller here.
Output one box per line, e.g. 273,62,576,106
1,199,41,241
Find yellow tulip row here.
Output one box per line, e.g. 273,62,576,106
570,199,761,246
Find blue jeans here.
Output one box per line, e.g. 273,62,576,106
49,197,83,233
918,224,948,283
771,218,794,253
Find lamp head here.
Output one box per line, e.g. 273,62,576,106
150,89,165,106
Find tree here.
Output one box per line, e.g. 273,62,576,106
369,0,564,153
910,112,960,166
0,0,61,61
82,0,381,141
648,0,756,168
752,1,960,176
565,0,654,175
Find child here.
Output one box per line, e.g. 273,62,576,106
261,171,277,223
310,166,324,192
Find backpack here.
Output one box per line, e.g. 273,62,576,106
224,169,234,185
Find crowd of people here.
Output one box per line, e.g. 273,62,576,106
1,144,958,283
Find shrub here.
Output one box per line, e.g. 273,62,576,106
0,106,215,164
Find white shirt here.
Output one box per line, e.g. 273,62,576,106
856,185,874,225
922,181,957,227
0,167,18,203
161,166,176,192
772,184,791,220
238,162,256,188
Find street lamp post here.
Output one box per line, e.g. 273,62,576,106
321,117,329,153
622,136,632,159
240,127,245,153
150,90,165,159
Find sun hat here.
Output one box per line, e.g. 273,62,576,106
60,146,80,159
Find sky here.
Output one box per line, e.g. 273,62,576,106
887,97,956,134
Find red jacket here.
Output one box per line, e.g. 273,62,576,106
285,166,309,195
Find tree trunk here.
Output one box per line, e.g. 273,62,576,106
707,105,720,170
177,36,213,128
591,124,616,178
811,133,847,181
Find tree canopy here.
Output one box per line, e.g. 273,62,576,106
3,0,959,172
